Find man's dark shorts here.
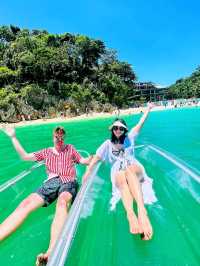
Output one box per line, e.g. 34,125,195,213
35,176,79,207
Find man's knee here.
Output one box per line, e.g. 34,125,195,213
17,194,41,212
57,192,72,208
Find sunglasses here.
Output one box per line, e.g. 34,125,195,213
54,135,64,140
113,126,125,131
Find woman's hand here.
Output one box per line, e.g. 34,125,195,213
80,155,94,165
81,155,100,184
147,102,155,110
88,154,94,164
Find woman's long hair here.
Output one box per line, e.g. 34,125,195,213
110,118,128,144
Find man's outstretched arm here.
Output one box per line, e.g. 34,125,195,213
4,127,35,161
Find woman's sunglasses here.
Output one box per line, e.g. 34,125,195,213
113,126,125,132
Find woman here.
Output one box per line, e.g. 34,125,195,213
82,104,157,240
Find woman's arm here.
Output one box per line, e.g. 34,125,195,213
4,127,35,161
79,155,94,165
82,139,108,183
82,155,101,183
130,103,154,136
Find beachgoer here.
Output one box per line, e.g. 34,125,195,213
0,126,92,265
82,103,156,240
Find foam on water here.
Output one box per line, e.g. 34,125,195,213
171,169,200,204
80,175,105,218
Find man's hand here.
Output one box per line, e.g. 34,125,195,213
2,126,35,161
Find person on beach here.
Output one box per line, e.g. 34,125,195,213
0,126,92,265
82,103,157,240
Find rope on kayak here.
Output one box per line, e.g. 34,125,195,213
0,162,43,192
148,144,200,183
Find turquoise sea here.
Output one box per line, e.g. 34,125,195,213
0,107,200,266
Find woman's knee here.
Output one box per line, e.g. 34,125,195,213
115,173,127,189
128,163,143,175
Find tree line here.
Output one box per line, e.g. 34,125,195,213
0,25,137,122
168,67,200,99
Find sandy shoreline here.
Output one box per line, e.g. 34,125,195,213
0,104,198,128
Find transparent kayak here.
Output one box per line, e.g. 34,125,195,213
1,144,200,266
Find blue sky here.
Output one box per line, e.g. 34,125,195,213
1,0,200,86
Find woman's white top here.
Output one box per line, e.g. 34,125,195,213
96,129,157,210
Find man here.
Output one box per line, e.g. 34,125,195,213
0,126,91,265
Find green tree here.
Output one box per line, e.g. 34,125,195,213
0,25,138,121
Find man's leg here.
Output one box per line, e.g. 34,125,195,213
36,191,72,264
125,165,153,240
0,193,44,241
115,170,141,234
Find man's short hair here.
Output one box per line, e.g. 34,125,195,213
53,126,66,135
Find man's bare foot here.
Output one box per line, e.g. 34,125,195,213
127,211,142,234
138,209,153,240
36,253,49,266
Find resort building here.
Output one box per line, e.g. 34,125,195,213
132,82,168,102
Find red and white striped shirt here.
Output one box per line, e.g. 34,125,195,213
34,144,82,183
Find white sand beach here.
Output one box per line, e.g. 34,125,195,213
0,103,199,129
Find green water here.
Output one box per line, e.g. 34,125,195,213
0,107,200,266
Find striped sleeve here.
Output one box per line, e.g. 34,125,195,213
71,145,82,163
33,149,48,162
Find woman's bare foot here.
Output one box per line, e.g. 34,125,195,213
36,253,49,266
138,209,153,240
127,211,142,234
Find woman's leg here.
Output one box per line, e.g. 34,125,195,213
125,164,153,240
115,170,142,234
0,193,44,241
